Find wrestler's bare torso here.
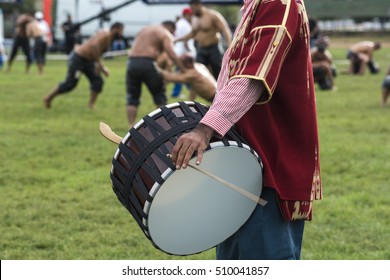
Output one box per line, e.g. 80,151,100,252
160,62,216,100
15,14,33,37
75,30,112,61
129,25,174,60
193,9,230,48
350,41,375,56
26,20,44,38
190,63,216,96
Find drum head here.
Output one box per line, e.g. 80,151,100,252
145,143,262,255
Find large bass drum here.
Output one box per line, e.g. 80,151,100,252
110,101,263,255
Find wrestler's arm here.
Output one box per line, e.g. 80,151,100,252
162,35,186,72
160,69,190,83
214,13,232,48
95,58,109,76
94,34,110,76
174,27,198,44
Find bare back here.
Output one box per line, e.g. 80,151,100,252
26,20,44,38
129,25,173,60
190,63,216,96
311,49,332,64
350,41,375,55
15,14,32,37
75,30,112,61
129,24,185,71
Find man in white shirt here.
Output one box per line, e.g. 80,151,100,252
35,11,52,47
172,7,195,98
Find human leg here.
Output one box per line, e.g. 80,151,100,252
367,60,380,74
171,82,183,98
381,77,390,106
171,66,183,97
208,45,223,80
126,105,139,127
43,53,81,108
125,58,143,126
216,187,305,260
43,85,61,108
143,61,167,108
5,37,21,73
20,37,32,74
84,62,104,109
34,38,46,75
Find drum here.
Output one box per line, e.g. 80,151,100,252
110,101,263,256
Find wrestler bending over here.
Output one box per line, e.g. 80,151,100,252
158,53,216,102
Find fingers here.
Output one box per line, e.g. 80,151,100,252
171,135,206,170
171,138,192,169
195,148,204,165
171,125,213,169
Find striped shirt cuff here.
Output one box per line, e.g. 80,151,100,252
200,77,264,137
200,109,234,137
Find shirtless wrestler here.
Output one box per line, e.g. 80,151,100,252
311,37,336,90
159,53,216,102
347,41,381,75
6,13,34,73
26,18,46,74
125,21,186,127
43,22,124,109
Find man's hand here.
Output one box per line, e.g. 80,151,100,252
171,124,214,169
101,66,110,77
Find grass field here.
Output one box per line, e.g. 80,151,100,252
1,36,390,260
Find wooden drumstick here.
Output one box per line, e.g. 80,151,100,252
167,154,267,206
99,122,267,206
99,122,123,144
189,164,267,206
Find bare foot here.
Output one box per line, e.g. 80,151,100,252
43,96,51,109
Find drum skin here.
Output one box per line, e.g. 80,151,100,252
110,101,263,255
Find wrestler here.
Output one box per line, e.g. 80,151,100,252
6,13,34,74
346,41,381,75
125,21,186,127
159,53,216,102
175,0,232,79
43,22,124,109
26,17,46,75
311,36,336,90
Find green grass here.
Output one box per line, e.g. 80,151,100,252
1,39,390,260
